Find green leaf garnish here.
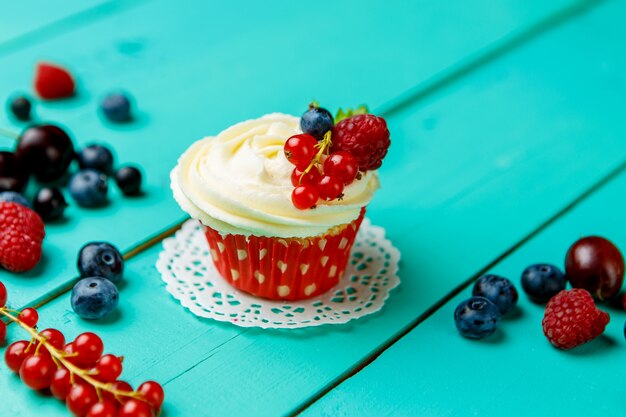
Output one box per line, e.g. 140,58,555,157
334,104,369,123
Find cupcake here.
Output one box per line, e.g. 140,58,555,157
171,106,390,300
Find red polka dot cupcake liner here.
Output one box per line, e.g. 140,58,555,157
203,208,366,301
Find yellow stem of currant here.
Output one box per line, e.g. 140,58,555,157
0,127,19,140
0,307,145,403
301,131,332,181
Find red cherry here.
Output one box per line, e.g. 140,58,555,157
40,328,66,349
0,322,6,344
87,401,119,417
73,332,104,367
19,354,55,390
565,236,625,301
102,380,134,404
284,134,317,169
18,308,38,327
51,367,72,400
291,184,319,210
67,383,99,417
317,175,344,201
94,354,123,382
119,399,154,417
138,381,164,409
323,151,359,184
4,340,30,373
0,281,7,307
290,166,322,187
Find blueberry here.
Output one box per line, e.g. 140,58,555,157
0,191,30,208
472,274,518,315
33,187,67,221
71,277,119,320
69,169,108,207
521,263,566,303
9,96,31,121
101,93,131,122
300,107,334,140
454,296,501,339
77,144,114,174
115,165,142,196
78,241,124,283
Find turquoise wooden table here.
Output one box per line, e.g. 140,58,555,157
2,0,625,415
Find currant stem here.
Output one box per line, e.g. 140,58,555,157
0,307,145,403
0,127,19,140
302,131,332,178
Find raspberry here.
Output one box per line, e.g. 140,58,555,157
331,114,390,171
34,62,75,100
0,202,45,272
542,289,609,350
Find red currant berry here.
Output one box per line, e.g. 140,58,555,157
51,367,72,400
291,184,319,210
290,166,322,187
87,401,119,417
284,134,317,169
40,328,65,349
19,354,55,390
67,383,99,417
4,340,30,373
138,381,165,409
0,281,7,307
316,175,344,201
18,308,38,327
0,321,6,344
102,380,134,404
94,354,123,382
73,332,104,367
324,151,359,184
119,399,154,417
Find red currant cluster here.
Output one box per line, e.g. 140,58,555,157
0,282,163,417
284,132,359,210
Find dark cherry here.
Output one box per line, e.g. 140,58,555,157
33,187,68,221
16,124,75,182
565,236,625,301
0,151,29,192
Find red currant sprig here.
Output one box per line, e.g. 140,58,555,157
0,281,164,417
284,130,361,210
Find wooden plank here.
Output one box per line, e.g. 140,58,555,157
0,0,587,308
300,160,626,417
2,1,625,415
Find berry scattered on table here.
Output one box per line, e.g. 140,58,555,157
454,296,501,339
284,134,318,169
34,62,75,100
9,96,32,121
115,165,142,196
0,202,45,272
472,274,518,315
18,307,39,327
78,242,124,283
521,263,566,303
0,191,31,207
542,288,610,350
0,281,6,307
17,124,75,182
101,92,132,122
0,151,29,192
33,187,68,221
0,287,165,414
300,105,334,141
69,169,109,207
77,144,115,174
331,113,390,171
565,236,624,301
71,277,119,320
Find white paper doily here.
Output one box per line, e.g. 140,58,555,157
156,218,400,329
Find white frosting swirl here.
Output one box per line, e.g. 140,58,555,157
171,113,379,238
